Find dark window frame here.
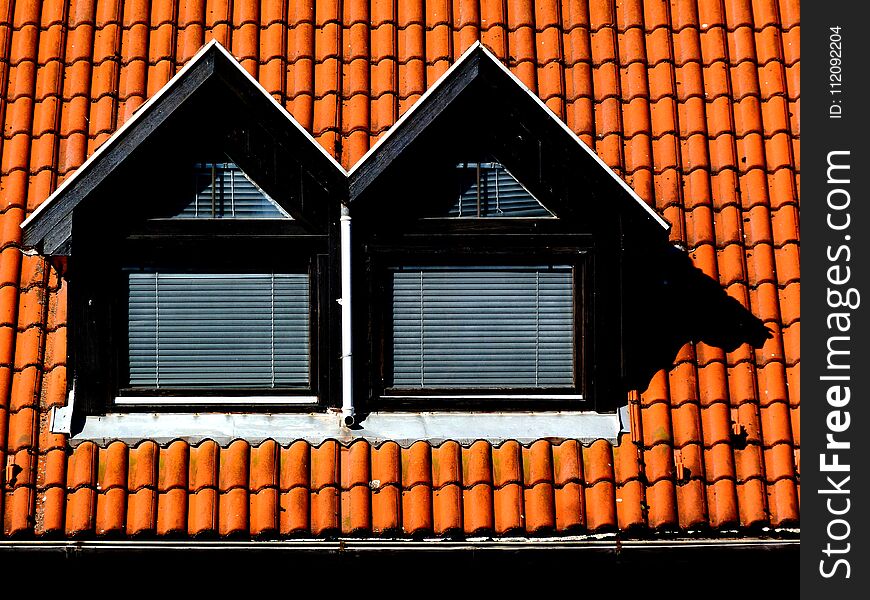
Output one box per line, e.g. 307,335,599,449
361,231,594,412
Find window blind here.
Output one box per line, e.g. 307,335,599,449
390,265,574,389
449,162,553,218
127,272,310,389
172,163,292,219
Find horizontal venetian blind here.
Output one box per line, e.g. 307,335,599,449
450,162,554,218
390,265,574,389
173,163,292,219
127,272,309,388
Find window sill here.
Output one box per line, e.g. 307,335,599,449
68,410,621,447
114,396,319,407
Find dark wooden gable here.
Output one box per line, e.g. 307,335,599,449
22,42,346,256
347,43,670,239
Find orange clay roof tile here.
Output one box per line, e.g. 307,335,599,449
219,440,249,492
311,485,340,535
676,478,709,529
737,478,768,527
494,482,524,533
281,486,309,534
371,449,401,533
6,406,36,453
340,440,370,490
756,361,790,406
188,486,218,536
432,482,462,535
461,441,492,488
157,486,188,535
522,481,554,533
402,482,432,534
188,440,218,493
463,482,495,534
645,478,678,529
279,440,309,490
432,441,461,488
310,440,339,491
0,0,799,542
95,443,127,534
706,478,739,528
218,486,248,536
340,483,371,534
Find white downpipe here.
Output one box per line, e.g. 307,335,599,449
339,206,355,426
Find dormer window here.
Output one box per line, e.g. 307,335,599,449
20,43,345,415
108,159,324,409
347,44,671,415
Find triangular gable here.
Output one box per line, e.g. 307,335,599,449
21,41,345,255
347,42,670,233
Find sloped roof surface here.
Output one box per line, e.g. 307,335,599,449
0,0,799,539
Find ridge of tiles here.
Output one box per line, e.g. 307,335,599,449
0,0,799,539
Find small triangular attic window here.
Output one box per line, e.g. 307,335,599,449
168,162,292,219
440,162,554,218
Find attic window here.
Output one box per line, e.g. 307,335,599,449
169,162,292,219
444,162,554,218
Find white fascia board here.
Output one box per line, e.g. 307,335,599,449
21,40,346,232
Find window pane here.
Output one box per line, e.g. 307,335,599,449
389,265,574,389
446,162,554,218
127,272,309,388
168,163,292,219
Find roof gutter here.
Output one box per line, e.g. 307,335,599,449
0,537,798,555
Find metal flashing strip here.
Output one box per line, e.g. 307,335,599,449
70,410,620,447
0,537,799,554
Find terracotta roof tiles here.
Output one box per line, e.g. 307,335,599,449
0,0,799,542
